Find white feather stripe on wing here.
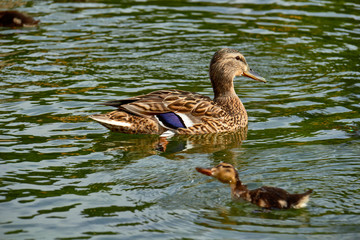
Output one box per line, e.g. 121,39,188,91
175,113,195,128
90,116,132,127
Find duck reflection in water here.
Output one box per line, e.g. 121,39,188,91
93,129,247,159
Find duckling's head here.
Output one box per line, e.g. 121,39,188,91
209,48,266,97
196,163,239,184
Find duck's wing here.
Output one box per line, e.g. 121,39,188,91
99,89,224,129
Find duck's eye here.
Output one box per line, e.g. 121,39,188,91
222,165,232,169
235,56,241,61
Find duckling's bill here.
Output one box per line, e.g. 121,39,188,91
196,167,212,176
243,69,266,83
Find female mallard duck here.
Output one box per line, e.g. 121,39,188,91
0,10,39,27
90,48,266,136
196,163,313,209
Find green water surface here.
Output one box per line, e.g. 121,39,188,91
0,0,359,239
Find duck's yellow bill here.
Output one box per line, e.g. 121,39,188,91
243,69,266,83
196,167,212,176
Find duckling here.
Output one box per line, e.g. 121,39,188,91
90,48,266,136
196,163,313,209
0,10,39,27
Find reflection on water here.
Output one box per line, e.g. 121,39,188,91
90,129,247,162
0,0,359,239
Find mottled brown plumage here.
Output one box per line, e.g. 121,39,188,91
0,10,39,27
90,48,266,135
196,163,313,209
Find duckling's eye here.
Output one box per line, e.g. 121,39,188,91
222,165,232,169
235,56,241,61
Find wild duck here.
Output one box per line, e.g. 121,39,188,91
196,163,313,209
0,10,39,27
90,48,266,136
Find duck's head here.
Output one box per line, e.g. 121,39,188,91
196,163,239,184
209,48,266,97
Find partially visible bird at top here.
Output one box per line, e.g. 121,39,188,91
0,10,39,27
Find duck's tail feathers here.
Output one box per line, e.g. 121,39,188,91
292,189,313,209
89,114,132,131
89,112,161,134
304,189,313,195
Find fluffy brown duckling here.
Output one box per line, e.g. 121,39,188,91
196,163,313,209
0,10,39,27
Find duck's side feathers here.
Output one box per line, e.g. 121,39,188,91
278,200,288,208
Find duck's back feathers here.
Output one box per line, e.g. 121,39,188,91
248,186,313,209
98,99,139,107
100,89,216,116
248,186,291,209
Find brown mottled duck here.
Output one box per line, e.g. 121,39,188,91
196,163,313,209
90,48,266,136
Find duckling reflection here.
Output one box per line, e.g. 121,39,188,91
196,163,313,210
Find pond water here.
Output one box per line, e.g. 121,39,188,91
0,0,359,239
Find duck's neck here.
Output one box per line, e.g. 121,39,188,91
210,74,245,115
230,177,249,199
210,70,236,98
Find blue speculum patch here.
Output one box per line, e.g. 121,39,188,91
157,112,186,129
